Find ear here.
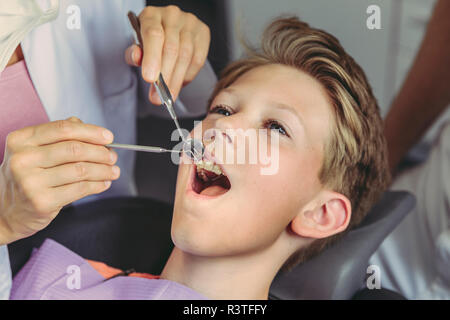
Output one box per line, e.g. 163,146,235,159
290,191,352,239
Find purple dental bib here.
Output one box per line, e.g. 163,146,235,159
10,239,207,300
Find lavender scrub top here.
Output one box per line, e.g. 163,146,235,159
9,239,207,300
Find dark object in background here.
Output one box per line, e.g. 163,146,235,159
352,288,406,300
146,0,230,76
9,197,174,277
135,116,198,204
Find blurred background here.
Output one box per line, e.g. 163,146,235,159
137,0,449,204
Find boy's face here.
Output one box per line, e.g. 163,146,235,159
172,64,334,257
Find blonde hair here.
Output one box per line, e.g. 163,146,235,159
209,16,391,271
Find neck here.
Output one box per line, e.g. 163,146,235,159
160,244,287,300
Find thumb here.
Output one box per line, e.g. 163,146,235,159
125,44,143,67
66,116,83,123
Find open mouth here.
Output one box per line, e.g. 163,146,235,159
191,160,231,197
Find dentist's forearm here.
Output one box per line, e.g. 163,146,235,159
384,0,450,173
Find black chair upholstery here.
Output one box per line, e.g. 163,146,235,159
9,197,174,277
352,288,406,300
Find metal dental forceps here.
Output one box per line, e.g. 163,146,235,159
107,11,204,161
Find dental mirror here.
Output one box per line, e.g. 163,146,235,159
183,139,204,162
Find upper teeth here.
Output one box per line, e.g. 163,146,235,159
196,160,223,176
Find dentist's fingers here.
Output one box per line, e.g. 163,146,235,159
184,25,210,85
169,29,195,101
50,181,113,211
67,116,83,123
7,119,114,150
33,141,117,168
148,23,182,106
124,45,162,104
139,10,164,83
149,84,161,106
125,44,142,67
135,6,210,105
159,26,181,86
0,117,119,245
41,162,120,188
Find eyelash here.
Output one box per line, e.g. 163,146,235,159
209,104,233,117
263,119,289,137
208,104,290,137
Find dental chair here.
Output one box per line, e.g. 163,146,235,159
8,190,415,300
269,190,415,300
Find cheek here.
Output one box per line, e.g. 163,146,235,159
228,151,320,245
250,147,321,205
257,152,320,219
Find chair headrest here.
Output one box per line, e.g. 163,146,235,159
269,191,416,300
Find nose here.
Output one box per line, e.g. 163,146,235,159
203,113,248,163
207,113,246,145
204,128,232,145
215,115,238,132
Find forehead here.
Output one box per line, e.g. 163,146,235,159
227,64,330,108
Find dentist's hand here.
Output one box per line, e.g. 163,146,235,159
0,117,120,245
124,5,211,105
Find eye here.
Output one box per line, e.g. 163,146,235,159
209,104,233,117
264,119,289,137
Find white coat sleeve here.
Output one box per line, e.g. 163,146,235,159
0,245,12,300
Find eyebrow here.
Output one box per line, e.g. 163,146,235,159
220,88,304,127
268,101,304,128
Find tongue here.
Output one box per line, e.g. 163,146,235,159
200,185,228,197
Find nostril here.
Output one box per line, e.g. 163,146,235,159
204,128,232,144
221,131,232,144
204,128,216,143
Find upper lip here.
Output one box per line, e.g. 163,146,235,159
201,147,229,178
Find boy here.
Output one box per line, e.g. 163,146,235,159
4,16,390,299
